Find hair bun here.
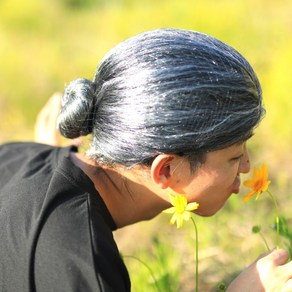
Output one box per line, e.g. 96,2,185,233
57,78,96,139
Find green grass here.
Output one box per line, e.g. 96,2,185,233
116,189,292,291
1,0,292,290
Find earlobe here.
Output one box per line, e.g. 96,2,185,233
150,154,174,189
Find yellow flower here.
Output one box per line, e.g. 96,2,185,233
243,163,271,202
163,194,199,228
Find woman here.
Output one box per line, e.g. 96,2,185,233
1,28,291,291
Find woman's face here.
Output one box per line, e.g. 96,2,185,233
172,142,250,216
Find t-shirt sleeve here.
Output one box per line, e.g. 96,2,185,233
34,194,129,292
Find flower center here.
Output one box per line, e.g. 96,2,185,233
255,180,264,191
176,202,187,214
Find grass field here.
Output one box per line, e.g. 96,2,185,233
1,0,292,290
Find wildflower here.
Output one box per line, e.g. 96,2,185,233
244,163,280,248
243,163,271,202
163,194,199,228
164,194,200,291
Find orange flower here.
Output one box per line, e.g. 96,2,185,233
243,163,271,202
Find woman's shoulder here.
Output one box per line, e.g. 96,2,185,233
0,142,61,161
33,180,130,291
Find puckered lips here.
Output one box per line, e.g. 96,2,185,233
231,174,241,194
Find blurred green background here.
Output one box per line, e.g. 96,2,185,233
1,0,291,290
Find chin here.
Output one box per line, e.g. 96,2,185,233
195,203,226,217
195,209,218,217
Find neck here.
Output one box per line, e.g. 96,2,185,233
70,152,170,228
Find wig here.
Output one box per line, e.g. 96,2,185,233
57,28,264,167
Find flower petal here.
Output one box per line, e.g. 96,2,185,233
163,207,176,214
169,194,176,206
182,211,191,221
254,167,260,180
255,191,263,200
186,202,199,211
176,216,184,228
244,179,255,188
262,180,271,191
243,163,271,202
170,213,178,225
243,190,256,202
262,163,268,181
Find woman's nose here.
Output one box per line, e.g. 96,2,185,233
239,146,250,174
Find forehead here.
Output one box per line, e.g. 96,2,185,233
206,142,245,159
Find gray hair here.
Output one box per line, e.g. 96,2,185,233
57,28,264,167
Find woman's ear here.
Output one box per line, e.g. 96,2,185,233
150,154,174,189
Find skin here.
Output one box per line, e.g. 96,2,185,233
69,142,249,227
34,93,62,146
35,93,292,291
154,143,250,217
227,249,292,292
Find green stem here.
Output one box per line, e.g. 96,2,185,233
123,255,161,292
191,217,199,292
259,231,271,251
266,189,280,249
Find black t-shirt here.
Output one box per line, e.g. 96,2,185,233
0,142,130,292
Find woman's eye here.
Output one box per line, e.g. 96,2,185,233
232,155,243,161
